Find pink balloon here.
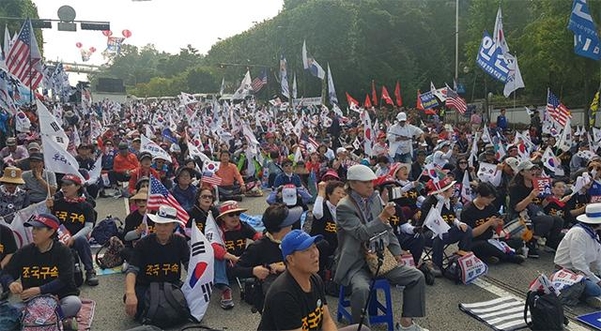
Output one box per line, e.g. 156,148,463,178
75,42,82,48
102,30,113,37
89,47,96,53
122,29,132,38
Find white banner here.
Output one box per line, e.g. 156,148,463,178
0,201,48,248
141,135,171,162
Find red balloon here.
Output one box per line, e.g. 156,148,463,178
75,42,82,48
122,29,132,38
102,30,113,37
89,47,96,53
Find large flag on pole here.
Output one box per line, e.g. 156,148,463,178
394,81,402,107
381,86,393,105
302,40,325,79
292,73,297,99
590,90,599,127
37,100,69,149
182,223,214,322
232,70,253,99
326,63,338,104
280,55,290,99
568,0,601,61
546,89,572,126
41,136,84,181
5,19,43,89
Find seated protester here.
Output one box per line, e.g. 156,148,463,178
186,186,220,234
461,182,525,265
15,142,41,171
310,180,346,276
129,177,150,213
508,160,563,258
152,157,174,190
124,205,189,320
1,137,28,165
374,155,391,177
0,167,29,224
22,152,57,203
0,214,81,329
374,176,425,267
122,188,152,263
171,167,197,213
113,142,140,183
212,201,263,310
182,158,202,183
565,180,589,226
0,222,17,269
390,163,421,221
268,159,312,205
215,150,246,200
417,175,473,276
542,179,572,227
128,152,159,195
75,144,100,198
452,157,478,188
232,204,303,307
46,174,99,286
264,151,283,188
335,165,428,330
259,230,367,331
554,203,601,308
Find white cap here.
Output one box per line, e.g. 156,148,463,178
282,184,298,206
347,164,377,181
336,147,347,154
397,112,407,121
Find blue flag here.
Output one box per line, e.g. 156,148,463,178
476,31,513,83
419,91,439,110
568,0,601,60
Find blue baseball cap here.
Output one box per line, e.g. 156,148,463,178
281,230,322,259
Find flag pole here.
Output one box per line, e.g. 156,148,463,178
28,18,33,106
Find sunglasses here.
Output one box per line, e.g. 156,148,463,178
201,195,214,200
459,161,468,164
226,212,241,217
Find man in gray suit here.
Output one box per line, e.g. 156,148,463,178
335,164,428,331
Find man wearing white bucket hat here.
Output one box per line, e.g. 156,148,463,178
387,112,424,164
554,203,601,308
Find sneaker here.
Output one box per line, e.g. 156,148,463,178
85,270,99,286
396,321,430,331
62,317,78,330
585,296,601,308
527,242,539,259
220,287,234,310
487,256,500,265
508,254,526,264
430,265,443,278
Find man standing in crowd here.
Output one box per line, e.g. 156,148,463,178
387,112,424,164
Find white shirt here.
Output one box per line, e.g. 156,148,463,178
387,123,423,155
312,196,337,220
432,149,453,168
554,226,601,283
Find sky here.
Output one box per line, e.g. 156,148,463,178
31,0,283,82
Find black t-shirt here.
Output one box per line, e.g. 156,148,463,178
508,182,542,215
1,241,79,299
461,202,499,241
123,211,156,248
52,198,95,236
258,272,327,331
223,222,259,257
543,197,567,218
418,195,456,227
0,223,17,263
232,236,284,279
186,206,220,233
129,234,189,286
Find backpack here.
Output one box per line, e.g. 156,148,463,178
141,282,190,328
0,300,21,331
443,255,462,284
21,295,61,331
91,216,123,245
524,290,568,330
95,236,125,269
71,249,84,288
240,278,265,314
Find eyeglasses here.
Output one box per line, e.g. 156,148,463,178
201,195,213,200
227,212,241,217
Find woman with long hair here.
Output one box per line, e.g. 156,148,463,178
186,186,220,234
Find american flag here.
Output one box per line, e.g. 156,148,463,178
201,171,223,186
546,89,572,126
5,19,43,90
445,86,467,114
148,176,188,227
251,70,267,93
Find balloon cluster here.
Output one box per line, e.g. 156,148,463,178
102,29,132,38
75,42,96,54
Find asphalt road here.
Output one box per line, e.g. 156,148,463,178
81,194,595,331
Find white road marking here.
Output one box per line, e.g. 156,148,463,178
472,278,590,331
124,196,130,215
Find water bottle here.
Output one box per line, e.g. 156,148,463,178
522,241,529,258
454,201,463,219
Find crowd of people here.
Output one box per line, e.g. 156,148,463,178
0,97,600,330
